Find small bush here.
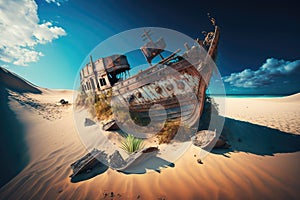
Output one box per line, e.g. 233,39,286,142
121,134,144,154
95,100,112,120
94,89,113,120
156,120,180,144
75,87,113,121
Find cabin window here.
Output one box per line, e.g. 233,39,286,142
99,78,107,86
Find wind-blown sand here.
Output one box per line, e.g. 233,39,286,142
0,67,300,199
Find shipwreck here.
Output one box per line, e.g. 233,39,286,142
72,19,221,177
78,22,220,131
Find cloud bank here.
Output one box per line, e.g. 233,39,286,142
0,0,66,66
223,58,300,88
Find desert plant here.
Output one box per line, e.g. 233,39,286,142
156,120,180,144
94,99,112,120
121,134,144,154
94,89,113,120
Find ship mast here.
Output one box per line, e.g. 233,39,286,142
141,30,164,66
141,30,153,43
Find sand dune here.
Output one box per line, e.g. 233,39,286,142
279,93,300,102
221,95,300,134
0,67,300,199
0,67,41,94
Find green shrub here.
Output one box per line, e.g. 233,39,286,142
121,134,144,154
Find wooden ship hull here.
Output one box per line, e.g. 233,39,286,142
112,26,220,127
79,25,220,130
102,119,119,131
72,24,220,176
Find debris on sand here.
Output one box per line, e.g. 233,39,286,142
84,118,96,126
191,130,216,148
214,135,231,149
197,159,203,164
59,99,69,105
109,150,126,169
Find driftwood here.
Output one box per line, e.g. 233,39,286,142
70,147,159,177
84,118,96,126
110,147,159,171
103,119,119,131
70,149,108,178
191,130,216,148
191,130,230,149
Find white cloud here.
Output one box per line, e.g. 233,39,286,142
45,0,66,6
0,0,66,66
34,22,66,44
223,58,300,88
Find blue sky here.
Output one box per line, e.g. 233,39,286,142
0,0,299,95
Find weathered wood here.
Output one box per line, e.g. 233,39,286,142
110,147,159,171
191,130,217,149
72,25,220,176
70,149,108,178
103,119,119,131
158,49,181,64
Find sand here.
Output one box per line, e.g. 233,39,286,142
0,67,300,199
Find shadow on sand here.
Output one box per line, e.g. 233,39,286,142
70,156,175,182
0,67,42,187
71,163,109,183
71,97,300,182
120,157,175,175
0,87,29,187
198,97,300,157
212,116,300,157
